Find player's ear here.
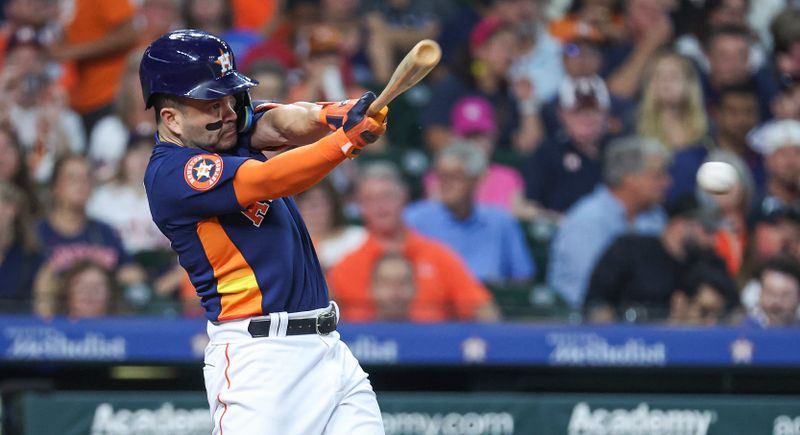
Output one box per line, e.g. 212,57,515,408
160,107,183,136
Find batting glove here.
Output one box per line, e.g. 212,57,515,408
319,94,388,131
339,91,388,158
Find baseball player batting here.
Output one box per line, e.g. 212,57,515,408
140,30,388,434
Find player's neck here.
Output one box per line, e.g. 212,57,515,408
157,126,185,147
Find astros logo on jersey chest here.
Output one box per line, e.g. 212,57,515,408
185,154,223,190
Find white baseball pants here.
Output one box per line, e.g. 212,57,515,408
203,305,384,435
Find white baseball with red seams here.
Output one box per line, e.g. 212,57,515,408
696,161,738,194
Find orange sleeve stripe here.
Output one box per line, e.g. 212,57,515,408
197,217,263,320
233,129,348,207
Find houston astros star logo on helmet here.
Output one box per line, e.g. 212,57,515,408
184,154,224,190
214,49,233,76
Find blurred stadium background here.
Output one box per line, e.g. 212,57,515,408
1,0,800,433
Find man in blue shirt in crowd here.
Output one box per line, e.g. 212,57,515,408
548,136,669,309
405,141,535,286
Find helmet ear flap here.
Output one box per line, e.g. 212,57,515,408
235,91,254,133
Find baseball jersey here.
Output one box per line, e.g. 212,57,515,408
144,134,329,322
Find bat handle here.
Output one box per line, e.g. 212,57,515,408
367,98,388,118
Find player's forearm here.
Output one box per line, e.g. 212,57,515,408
266,102,330,145
233,129,348,205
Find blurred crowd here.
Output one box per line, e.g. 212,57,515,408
0,0,800,328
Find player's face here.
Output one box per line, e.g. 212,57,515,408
178,96,238,152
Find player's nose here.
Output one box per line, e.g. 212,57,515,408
222,97,237,123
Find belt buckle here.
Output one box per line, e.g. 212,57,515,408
315,310,336,335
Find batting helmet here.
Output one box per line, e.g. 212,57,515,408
139,29,258,131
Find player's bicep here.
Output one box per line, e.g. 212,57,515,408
164,153,249,219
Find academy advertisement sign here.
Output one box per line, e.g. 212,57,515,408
19,392,800,435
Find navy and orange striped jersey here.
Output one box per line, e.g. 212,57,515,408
144,134,329,322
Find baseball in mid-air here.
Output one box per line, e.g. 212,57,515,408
696,161,738,194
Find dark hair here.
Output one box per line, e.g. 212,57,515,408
703,24,752,51
684,263,740,311
51,153,88,187
759,255,800,289
57,260,120,317
770,7,800,55
0,126,41,217
183,0,233,31
151,94,182,124
295,177,346,229
0,181,40,253
371,251,414,282
717,81,758,103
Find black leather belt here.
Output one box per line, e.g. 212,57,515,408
247,310,337,337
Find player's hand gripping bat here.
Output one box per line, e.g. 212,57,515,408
366,39,442,118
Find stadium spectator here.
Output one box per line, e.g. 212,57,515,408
0,127,41,216
675,0,766,73
295,177,366,270
768,6,800,123
562,35,603,79
423,96,526,214
422,17,540,154
87,135,183,306
713,83,765,189
47,0,138,138
668,264,740,326
750,120,800,215
538,37,635,141
2,34,85,183
327,162,500,322
87,52,156,182
770,7,800,93
737,119,800,307
182,0,260,61
0,182,43,313
743,255,800,328
548,0,626,45
637,52,710,151
35,154,148,310
405,142,535,286
362,0,442,60
316,0,393,86
285,24,366,102
508,0,565,106
584,194,736,323
0,0,60,64
55,260,120,319
603,0,673,99
703,150,756,281
523,76,608,217
245,59,289,102
638,51,713,203
136,0,181,49
370,251,417,321
701,26,778,119
548,136,669,309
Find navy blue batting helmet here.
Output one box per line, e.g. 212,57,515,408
139,29,257,108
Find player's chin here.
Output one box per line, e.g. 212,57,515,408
215,131,238,151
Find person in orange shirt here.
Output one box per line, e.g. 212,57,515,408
327,161,501,323
48,0,138,137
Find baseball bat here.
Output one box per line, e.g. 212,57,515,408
367,39,442,117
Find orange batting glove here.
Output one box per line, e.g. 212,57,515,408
319,96,388,131
338,91,388,158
